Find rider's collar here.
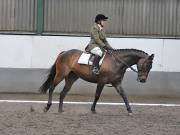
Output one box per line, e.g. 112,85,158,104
97,24,103,30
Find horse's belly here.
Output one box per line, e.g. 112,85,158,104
75,72,98,83
71,59,114,84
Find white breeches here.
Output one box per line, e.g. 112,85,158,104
90,47,103,57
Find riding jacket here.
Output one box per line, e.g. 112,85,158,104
85,23,112,53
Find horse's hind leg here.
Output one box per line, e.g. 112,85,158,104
44,85,55,112
44,73,65,112
59,72,79,113
91,84,104,113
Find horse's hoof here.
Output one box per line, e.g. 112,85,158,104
30,106,35,112
91,109,97,114
43,107,48,112
58,110,64,113
128,112,133,116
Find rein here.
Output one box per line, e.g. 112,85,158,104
111,52,138,74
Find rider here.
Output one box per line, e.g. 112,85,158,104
85,14,113,75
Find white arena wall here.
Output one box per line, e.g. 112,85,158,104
0,35,180,97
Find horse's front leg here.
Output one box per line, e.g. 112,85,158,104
91,84,104,113
113,83,132,115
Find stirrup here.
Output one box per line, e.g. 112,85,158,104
92,67,100,75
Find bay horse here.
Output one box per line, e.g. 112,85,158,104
39,49,154,115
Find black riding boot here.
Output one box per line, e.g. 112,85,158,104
92,55,101,75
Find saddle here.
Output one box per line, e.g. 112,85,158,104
77,52,106,65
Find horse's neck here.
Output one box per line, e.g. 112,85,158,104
113,50,147,75
116,54,141,68
114,50,147,67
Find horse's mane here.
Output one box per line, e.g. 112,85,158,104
113,49,148,58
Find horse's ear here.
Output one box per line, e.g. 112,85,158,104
149,54,154,60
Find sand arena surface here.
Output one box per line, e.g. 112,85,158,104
0,94,180,135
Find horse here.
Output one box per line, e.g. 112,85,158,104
39,49,154,115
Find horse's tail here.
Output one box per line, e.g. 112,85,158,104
39,63,56,94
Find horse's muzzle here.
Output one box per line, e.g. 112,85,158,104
137,76,146,83
139,79,146,83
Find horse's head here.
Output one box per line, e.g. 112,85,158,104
137,54,154,83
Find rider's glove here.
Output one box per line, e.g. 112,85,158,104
103,46,113,54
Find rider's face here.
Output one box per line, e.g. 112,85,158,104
101,20,108,28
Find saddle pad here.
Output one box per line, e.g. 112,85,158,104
78,52,105,65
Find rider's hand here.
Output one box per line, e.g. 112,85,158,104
103,46,113,54
107,48,113,54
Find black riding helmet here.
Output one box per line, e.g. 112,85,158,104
95,14,108,23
